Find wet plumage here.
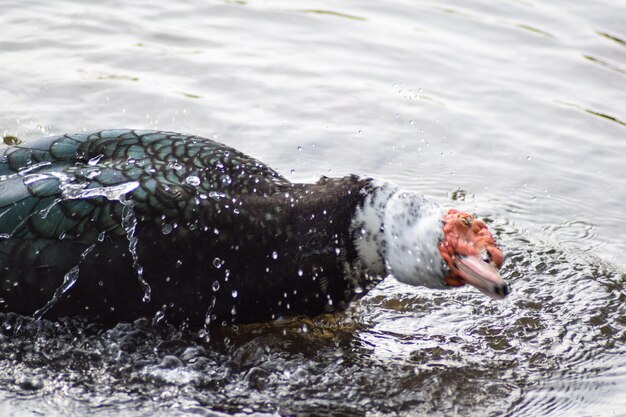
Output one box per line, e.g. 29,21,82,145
0,130,507,325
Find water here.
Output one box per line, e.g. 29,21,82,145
0,0,625,416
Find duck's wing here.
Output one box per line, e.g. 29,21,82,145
0,129,292,316
0,129,291,238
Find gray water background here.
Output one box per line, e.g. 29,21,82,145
0,0,625,416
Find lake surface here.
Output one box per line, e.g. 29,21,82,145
0,0,625,416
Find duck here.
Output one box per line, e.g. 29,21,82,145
0,129,507,325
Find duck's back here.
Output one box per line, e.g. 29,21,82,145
0,130,372,324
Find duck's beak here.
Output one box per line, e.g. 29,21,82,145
454,255,509,299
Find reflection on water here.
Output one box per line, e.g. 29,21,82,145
0,0,625,415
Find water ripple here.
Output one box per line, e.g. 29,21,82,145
0,218,624,415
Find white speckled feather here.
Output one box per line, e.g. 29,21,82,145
351,180,449,288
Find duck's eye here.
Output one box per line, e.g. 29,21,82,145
481,250,492,264
461,217,473,227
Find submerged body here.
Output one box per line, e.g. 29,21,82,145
0,130,507,325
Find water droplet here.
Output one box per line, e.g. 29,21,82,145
39,199,61,219
185,175,201,186
153,310,165,324
85,169,101,179
272,251,278,260
297,146,302,151
231,305,237,315
213,258,222,268
198,328,208,340
161,224,173,235
212,281,220,291
335,248,341,256
88,154,104,166
33,265,81,319
298,269,303,276
231,290,238,298
208,191,226,200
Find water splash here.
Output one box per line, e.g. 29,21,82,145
0,161,51,181
121,196,152,303
38,198,62,219
41,171,151,303
21,168,149,305
19,169,140,203
60,180,140,201
198,295,217,342
153,310,166,325
208,191,226,200
33,266,81,319
185,175,201,186
33,244,96,319
87,154,104,165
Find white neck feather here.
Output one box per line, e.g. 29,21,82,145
351,180,449,288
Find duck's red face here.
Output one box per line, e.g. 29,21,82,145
438,209,508,299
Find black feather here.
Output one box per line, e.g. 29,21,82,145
0,130,377,325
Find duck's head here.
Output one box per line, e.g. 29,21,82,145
438,209,507,298
353,183,508,299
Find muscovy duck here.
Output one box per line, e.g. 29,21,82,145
0,130,507,325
